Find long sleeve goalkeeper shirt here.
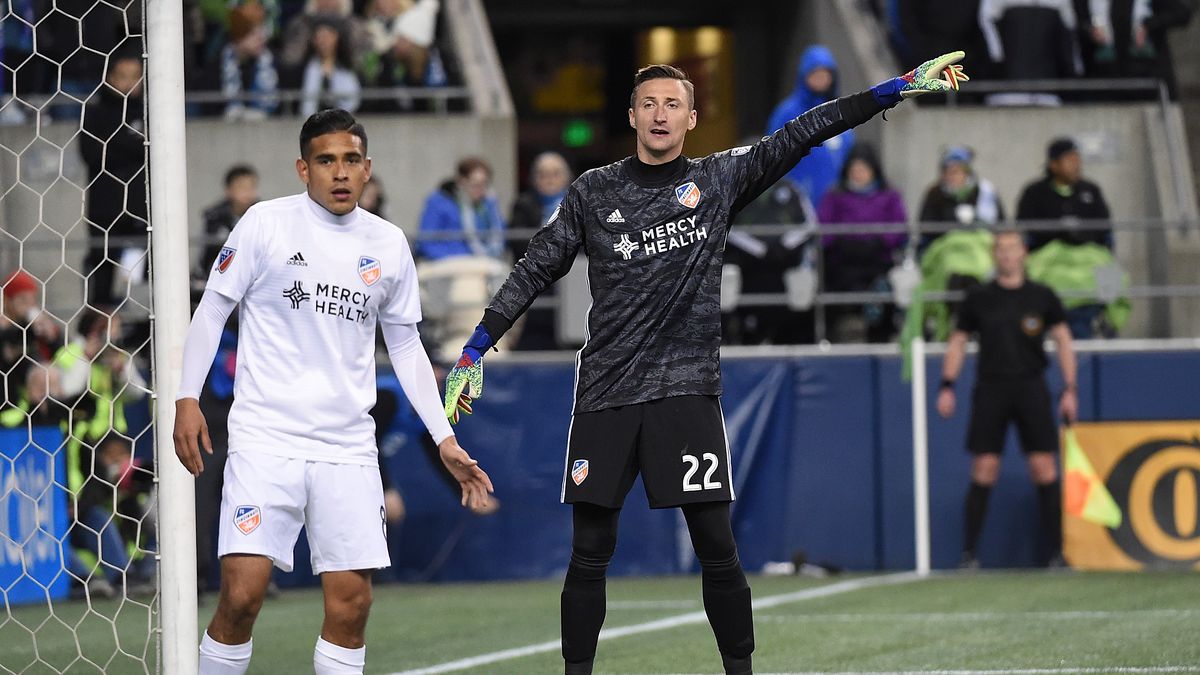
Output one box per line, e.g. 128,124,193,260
483,91,887,413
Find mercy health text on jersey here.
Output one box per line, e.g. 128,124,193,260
611,214,708,259
283,280,374,324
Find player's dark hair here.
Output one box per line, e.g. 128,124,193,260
224,164,257,187
630,64,695,110
456,156,492,180
299,108,368,159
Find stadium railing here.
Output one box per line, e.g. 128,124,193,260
181,86,473,115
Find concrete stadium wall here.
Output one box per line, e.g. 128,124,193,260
0,113,516,317
881,103,1198,338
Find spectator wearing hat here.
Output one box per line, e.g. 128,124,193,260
918,146,1005,250
220,1,279,121
0,270,64,424
1017,137,1112,251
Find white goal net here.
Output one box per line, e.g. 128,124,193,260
0,1,178,672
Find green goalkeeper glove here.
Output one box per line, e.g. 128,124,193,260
870,50,969,106
443,324,492,424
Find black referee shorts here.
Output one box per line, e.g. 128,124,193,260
562,395,734,509
966,378,1059,455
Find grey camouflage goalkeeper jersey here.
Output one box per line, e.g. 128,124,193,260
488,95,874,413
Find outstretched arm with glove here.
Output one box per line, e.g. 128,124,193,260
730,51,969,213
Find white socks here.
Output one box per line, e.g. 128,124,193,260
198,632,252,675
314,636,366,675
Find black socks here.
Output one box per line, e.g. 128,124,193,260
964,481,993,556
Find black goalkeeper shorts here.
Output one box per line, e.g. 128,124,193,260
966,377,1059,456
562,395,734,509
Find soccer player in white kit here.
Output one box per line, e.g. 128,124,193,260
173,109,493,675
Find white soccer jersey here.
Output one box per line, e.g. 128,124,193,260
204,193,421,465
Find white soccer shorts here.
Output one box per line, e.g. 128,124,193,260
217,451,390,574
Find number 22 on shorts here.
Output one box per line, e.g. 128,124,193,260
682,452,723,492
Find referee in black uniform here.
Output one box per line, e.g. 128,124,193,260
445,55,969,674
937,229,1078,568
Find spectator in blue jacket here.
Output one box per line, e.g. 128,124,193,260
416,156,507,261
765,45,855,207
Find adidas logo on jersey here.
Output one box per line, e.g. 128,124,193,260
606,209,625,223
287,251,308,267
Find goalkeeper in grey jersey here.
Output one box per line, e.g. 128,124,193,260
445,54,968,675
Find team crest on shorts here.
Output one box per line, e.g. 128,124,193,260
358,256,381,286
675,182,701,209
234,505,261,534
571,459,589,485
216,247,236,274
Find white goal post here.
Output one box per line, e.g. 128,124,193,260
146,0,198,672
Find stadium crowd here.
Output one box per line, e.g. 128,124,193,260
0,0,452,125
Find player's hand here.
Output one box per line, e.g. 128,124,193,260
172,397,212,477
936,388,956,418
870,50,969,106
443,324,493,424
1059,389,1078,425
437,436,494,510
383,487,406,523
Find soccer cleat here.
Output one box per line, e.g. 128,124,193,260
959,551,981,570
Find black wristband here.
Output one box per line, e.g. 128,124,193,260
940,378,955,391
480,308,513,346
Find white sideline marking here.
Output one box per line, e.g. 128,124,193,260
757,608,1200,622
388,572,921,675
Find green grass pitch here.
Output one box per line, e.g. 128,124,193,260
3,571,1198,673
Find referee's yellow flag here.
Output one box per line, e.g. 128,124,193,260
1063,427,1122,529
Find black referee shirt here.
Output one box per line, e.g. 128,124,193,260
956,279,1067,380
484,91,886,413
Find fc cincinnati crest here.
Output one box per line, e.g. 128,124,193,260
571,459,589,485
234,505,261,534
216,246,236,274
675,181,701,209
358,256,381,286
